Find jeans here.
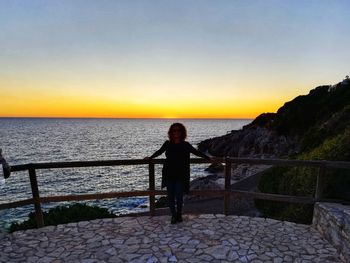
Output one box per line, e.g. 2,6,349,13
166,179,184,216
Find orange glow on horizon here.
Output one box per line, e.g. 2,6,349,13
0,77,298,119
0,89,287,119
0,103,268,119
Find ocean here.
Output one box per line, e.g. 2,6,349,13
0,118,251,229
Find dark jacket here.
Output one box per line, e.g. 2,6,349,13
150,140,210,193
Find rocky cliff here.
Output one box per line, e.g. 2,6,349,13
198,77,350,160
200,77,350,223
198,125,297,158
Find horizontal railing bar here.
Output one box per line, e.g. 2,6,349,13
9,160,155,172
231,190,315,204
36,190,314,205
319,198,350,204
26,158,217,169
39,190,227,204
10,164,32,172
9,158,350,172
33,160,159,170
228,158,350,169
0,198,34,210
40,191,154,203
317,161,350,169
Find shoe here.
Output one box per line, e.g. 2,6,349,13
176,213,183,223
171,216,177,224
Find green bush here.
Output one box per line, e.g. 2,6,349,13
10,203,116,232
300,105,350,151
256,128,350,223
256,166,316,224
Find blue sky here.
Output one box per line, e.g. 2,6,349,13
1,0,349,117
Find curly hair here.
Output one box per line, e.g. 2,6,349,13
168,123,187,142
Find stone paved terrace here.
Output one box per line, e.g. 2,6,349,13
0,214,343,263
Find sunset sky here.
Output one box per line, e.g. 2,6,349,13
1,0,349,118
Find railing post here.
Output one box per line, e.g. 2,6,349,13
148,161,155,216
315,165,326,201
224,157,232,215
28,166,44,228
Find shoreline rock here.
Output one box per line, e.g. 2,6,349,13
198,126,297,158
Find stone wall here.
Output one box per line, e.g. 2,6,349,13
313,202,350,262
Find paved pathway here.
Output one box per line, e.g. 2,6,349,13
0,214,342,263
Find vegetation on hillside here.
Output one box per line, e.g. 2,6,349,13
256,78,350,223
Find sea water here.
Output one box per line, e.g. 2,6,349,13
0,118,250,229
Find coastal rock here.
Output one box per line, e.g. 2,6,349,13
189,175,222,191
193,117,291,207
231,164,271,182
198,126,297,158
198,82,350,158
155,196,168,208
182,174,222,202
204,163,224,173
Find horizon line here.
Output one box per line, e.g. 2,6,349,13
0,116,254,120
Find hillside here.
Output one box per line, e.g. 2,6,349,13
199,77,350,159
198,77,350,223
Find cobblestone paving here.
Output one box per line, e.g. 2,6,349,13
0,214,342,263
